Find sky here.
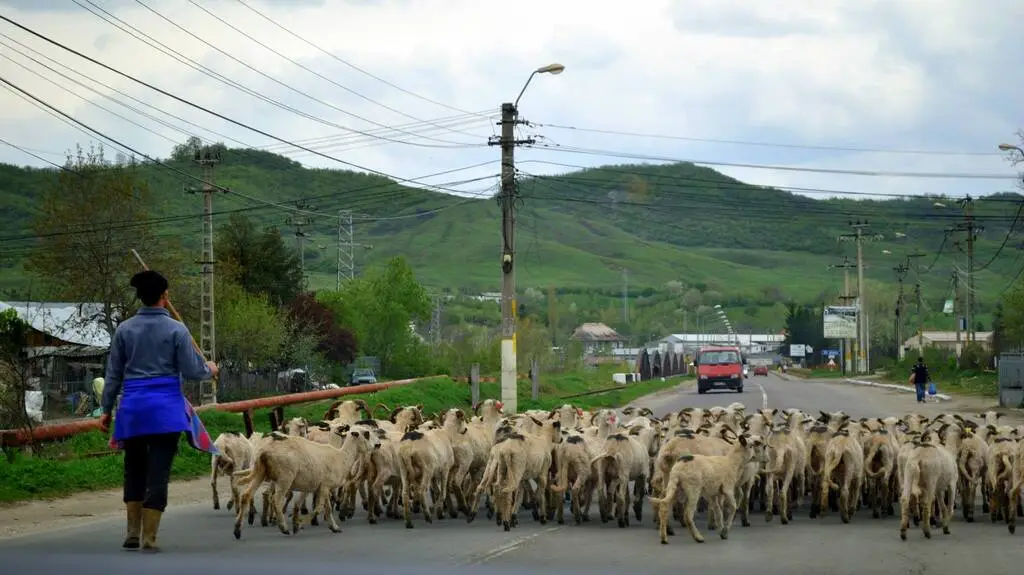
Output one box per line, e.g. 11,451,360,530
1,0,1022,205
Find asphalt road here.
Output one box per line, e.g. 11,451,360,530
0,373,1016,575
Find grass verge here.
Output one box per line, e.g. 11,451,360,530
874,369,998,397
0,367,690,504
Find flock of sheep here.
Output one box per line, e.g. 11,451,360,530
207,397,1024,544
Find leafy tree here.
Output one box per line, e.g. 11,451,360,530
324,256,430,376
1000,280,1024,351
26,144,179,336
682,288,702,309
286,293,358,365
0,308,34,438
215,213,303,306
215,279,288,367
992,301,1005,354
783,302,826,361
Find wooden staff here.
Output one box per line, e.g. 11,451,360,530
130,249,211,368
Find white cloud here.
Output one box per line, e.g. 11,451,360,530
0,0,1020,204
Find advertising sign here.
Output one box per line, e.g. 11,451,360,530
823,305,858,339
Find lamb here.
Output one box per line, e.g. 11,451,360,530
861,427,897,519
232,426,379,539
899,431,957,540
469,417,563,531
763,424,806,525
985,429,1017,524
591,431,651,527
956,420,990,523
649,433,767,544
550,432,596,525
1008,437,1024,534
396,408,466,528
210,431,258,513
816,422,864,523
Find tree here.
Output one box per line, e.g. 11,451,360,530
682,288,703,309
992,301,1006,355
215,280,288,367
783,302,826,361
215,214,303,306
0,308,34,439
286,293,358,365
26,144,179,336
324,256,430,376
1000,280,1024,351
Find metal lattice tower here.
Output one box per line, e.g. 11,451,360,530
337,210,354,289
183,146,226,404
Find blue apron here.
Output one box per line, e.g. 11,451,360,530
112,375,190,440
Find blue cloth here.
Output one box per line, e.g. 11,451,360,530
112,375,190,441
102,307,212,415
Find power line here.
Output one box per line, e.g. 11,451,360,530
0,15,492,197
182,0,484,140
129,0,482,148
523,143,1020,180
528,121,1003,157
232,0,485,119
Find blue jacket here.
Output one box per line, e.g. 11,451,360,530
101,307,212,415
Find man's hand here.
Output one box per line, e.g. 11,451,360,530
206,361,220,379
99,413,112,434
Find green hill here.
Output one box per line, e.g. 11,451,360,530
1,145,1020,335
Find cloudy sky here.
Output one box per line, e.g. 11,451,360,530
0,0,1021,202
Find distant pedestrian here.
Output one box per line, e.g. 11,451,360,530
910,356,929,403
99,269,220,552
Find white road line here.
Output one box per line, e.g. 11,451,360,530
459,526,561,566
757,380,768,409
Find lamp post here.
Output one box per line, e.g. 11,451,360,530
496,63,564,415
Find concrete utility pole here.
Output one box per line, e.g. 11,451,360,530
488,63,563,414
905,251,926,355
839,221,882,373
336,209,353,290
286,200,314,289
184,146,226,405
959,196,979,344
952,270,962,359
893,262,909,361
829,256,857,373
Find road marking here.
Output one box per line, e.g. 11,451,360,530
757,380,768,409
459,526,561,565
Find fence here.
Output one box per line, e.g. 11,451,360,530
998,352,1024,408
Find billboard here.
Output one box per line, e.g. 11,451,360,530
823,305,858,339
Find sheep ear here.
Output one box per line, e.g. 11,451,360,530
529,416,543,426
455,409,465,419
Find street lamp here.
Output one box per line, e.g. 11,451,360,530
998,143,1024,154
497,63,565,415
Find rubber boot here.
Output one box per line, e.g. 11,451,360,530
123,502,142,549
141,508,163,552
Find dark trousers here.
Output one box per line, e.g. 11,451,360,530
123,432,180,511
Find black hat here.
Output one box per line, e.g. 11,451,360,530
130,270,168,306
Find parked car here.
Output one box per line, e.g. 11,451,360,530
753,365,769,376
349,368,377,386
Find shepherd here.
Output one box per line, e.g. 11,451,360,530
99,269,220,552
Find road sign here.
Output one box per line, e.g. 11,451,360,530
790,344,806,357
823,305,858,339
823,349,840,358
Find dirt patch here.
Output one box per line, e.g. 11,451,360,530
0,477,212,540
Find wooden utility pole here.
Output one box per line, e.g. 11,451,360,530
893,262,909,360
829,256,857,373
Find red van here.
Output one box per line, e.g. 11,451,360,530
695,345,745,394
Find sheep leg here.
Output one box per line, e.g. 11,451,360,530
536,477,550,526
233,482,256,540
317,486,342,533
270,485,292,536
681,488,705,543
919,489,935,539
779,470,795,526
1008,481,1019,535
654,486,675,544
942,483,955,535
961,478,975,522
614,476,627,528
720,491,738,540
633,476,645,522
764,476,776,523
309,490,320,526
211,458,221,510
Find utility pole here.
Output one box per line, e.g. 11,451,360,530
184,146,226,405
952,270,962,359
547,284,558,347
430,294,442,349
487,102,535,415
336,209,354,290
622,267,629,324
893,262,909,361
829,256,857,373
286,200,314,289
954,196,981,344
905,251,926,356
839,221,883,373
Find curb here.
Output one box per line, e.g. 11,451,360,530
843,378,952,402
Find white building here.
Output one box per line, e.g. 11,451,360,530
657,333,785,355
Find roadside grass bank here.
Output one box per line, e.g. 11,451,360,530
0,366,690,504
786,367,844,379
872,368,998,397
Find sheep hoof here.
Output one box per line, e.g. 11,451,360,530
660,539,668,545
900,530,907,541
841,515,850,524
617,518,626,528
667,526,675,536
311,517,319,526
368,517,377,525
227,500,234,511
449,510,459,519
720,530,729,540
1009,525,1016,535
233,526,241,540
924,531,932,539
557,518,564,525
213,501,220,511
943,526,950,535
966,516,974,523
329,525,341,533
405,521,414,529
466,513,476,524
532,509,541,521
694,537,705,544
503,522,511,532
485,509,494,520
